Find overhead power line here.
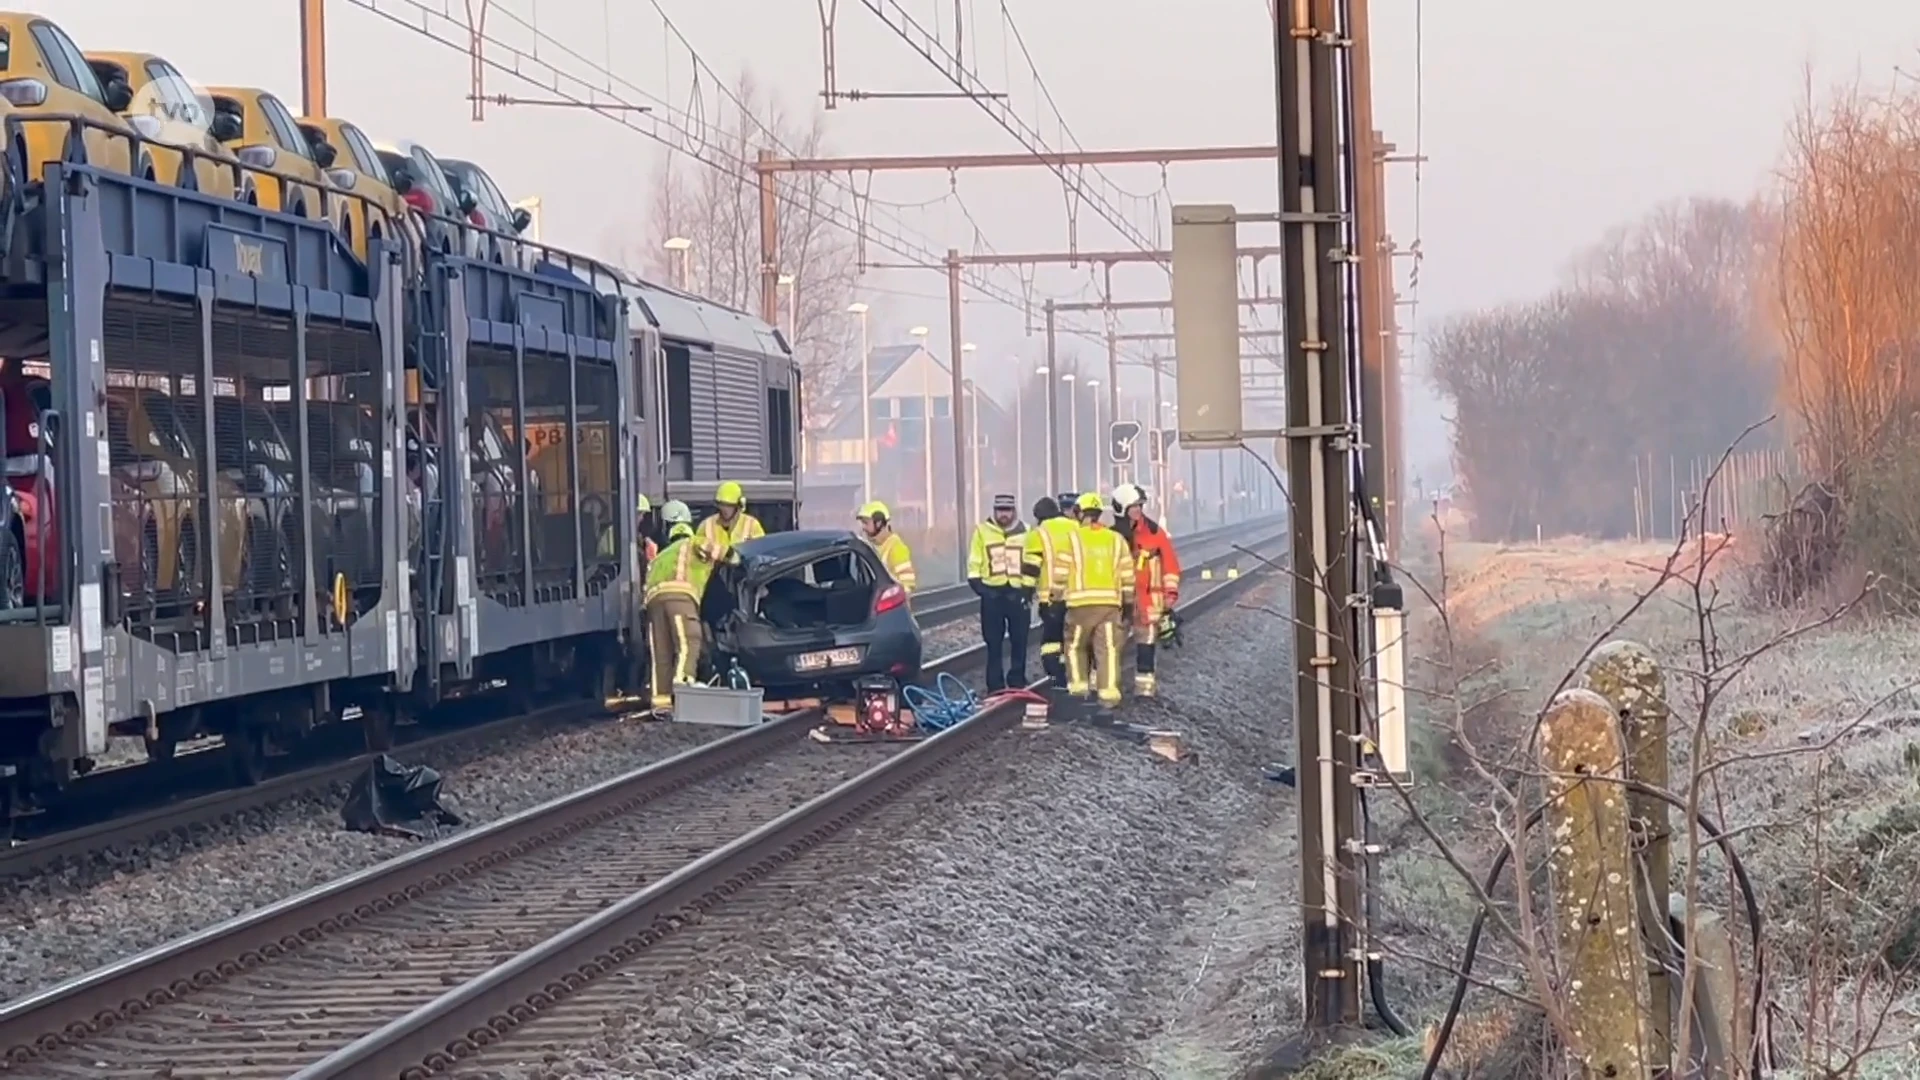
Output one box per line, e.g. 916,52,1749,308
852,0,1165,259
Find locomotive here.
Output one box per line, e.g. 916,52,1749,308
0,114,798,821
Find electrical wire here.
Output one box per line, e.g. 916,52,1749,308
349,0,1145,355
1359,789,1413,1036
1418,782,1768,1080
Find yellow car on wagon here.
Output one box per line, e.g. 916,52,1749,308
83,51,251,202
0,13,141,181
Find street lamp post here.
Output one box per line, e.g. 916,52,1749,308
960,343,977,523
778,273,796,341
964,379,982,524
1086,378,1101,496
847,302,871,505
1023,365,1047,512
1062,372,1078,491
662,236,692,291
910,326,932,534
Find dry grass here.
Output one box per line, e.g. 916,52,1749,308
1372,519,1920,1074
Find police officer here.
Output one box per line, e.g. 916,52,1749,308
1023,494,1079,686
642,519,712,715
968,494,1033,691
857,501,917,593
698,480,765,562
1059,492,1135,708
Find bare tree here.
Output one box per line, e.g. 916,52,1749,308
638,71,859,439
1428,198,1776,542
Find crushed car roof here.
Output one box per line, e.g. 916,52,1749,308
733,530,864,562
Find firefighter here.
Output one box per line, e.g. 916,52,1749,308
1061,491,1134,708
697,480,765,562
597,494,658,564
636,495,659,561
1111,483,1181,697
642,519,712,714
968,493,1033,691
857,501,917,593
1023,495,1078,686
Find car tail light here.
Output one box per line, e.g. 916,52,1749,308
468,210,486,226
402,189,434,213
875,584,906,614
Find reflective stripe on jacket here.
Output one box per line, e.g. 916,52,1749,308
1062,523,1135,608
697,512,765,561
967,520,1032,589
644,537,714,603
1130,517,1182,617
874,531,917,593
1024,517,1078,602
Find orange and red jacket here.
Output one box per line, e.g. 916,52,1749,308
1129,516,1181,623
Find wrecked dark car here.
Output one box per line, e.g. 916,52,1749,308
704,529,923,696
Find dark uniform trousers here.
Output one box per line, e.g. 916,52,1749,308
1038,601,1068,685
979,587,1032,691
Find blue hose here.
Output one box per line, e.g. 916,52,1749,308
902,672,981,733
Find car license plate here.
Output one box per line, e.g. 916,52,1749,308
794,646,863,672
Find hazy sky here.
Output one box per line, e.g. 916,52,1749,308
48,0,1920,475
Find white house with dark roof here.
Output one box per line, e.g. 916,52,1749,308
807,343,1012,530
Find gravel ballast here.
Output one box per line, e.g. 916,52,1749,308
0,715,722,1004
472,579,1298,1079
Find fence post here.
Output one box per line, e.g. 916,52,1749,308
1581,640,1674,1074
1541,687,1652,1078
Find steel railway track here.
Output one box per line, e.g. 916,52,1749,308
909,515,1284,628
0,541,1278,1078
0,517,1282,880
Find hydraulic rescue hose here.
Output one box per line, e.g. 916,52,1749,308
902,675,1048,733
1418,782,1768,1080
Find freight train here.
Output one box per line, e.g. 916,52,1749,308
0,114,798,821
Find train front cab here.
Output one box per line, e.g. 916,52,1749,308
409,233,639,708
625,280,800,533
0,113,412,808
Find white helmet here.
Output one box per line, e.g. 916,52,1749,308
1112,483,1145,510
660,499,693,525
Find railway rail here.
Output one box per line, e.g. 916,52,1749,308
0,538,1280,1078
909,515,1284,628
0,517,1285,880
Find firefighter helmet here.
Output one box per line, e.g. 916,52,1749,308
715,480,746,507
1076,492,1106,513
636,494,652,514
667,521,695,541
1111,483,1145,510
856,500,890,524
660,499,693,525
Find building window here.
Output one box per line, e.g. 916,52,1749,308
898,397,924,420
931,395,950,419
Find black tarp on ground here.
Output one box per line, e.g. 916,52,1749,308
342,754,464,838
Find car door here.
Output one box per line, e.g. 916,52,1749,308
256,92,329,225
140,57,237,198
19,20,133,174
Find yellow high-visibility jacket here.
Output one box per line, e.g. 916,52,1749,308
1022,516,1078,602
967,520,1034,590
871,531,917,593
697,512,765,562
644,537,715,604
1061,522,1135,608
